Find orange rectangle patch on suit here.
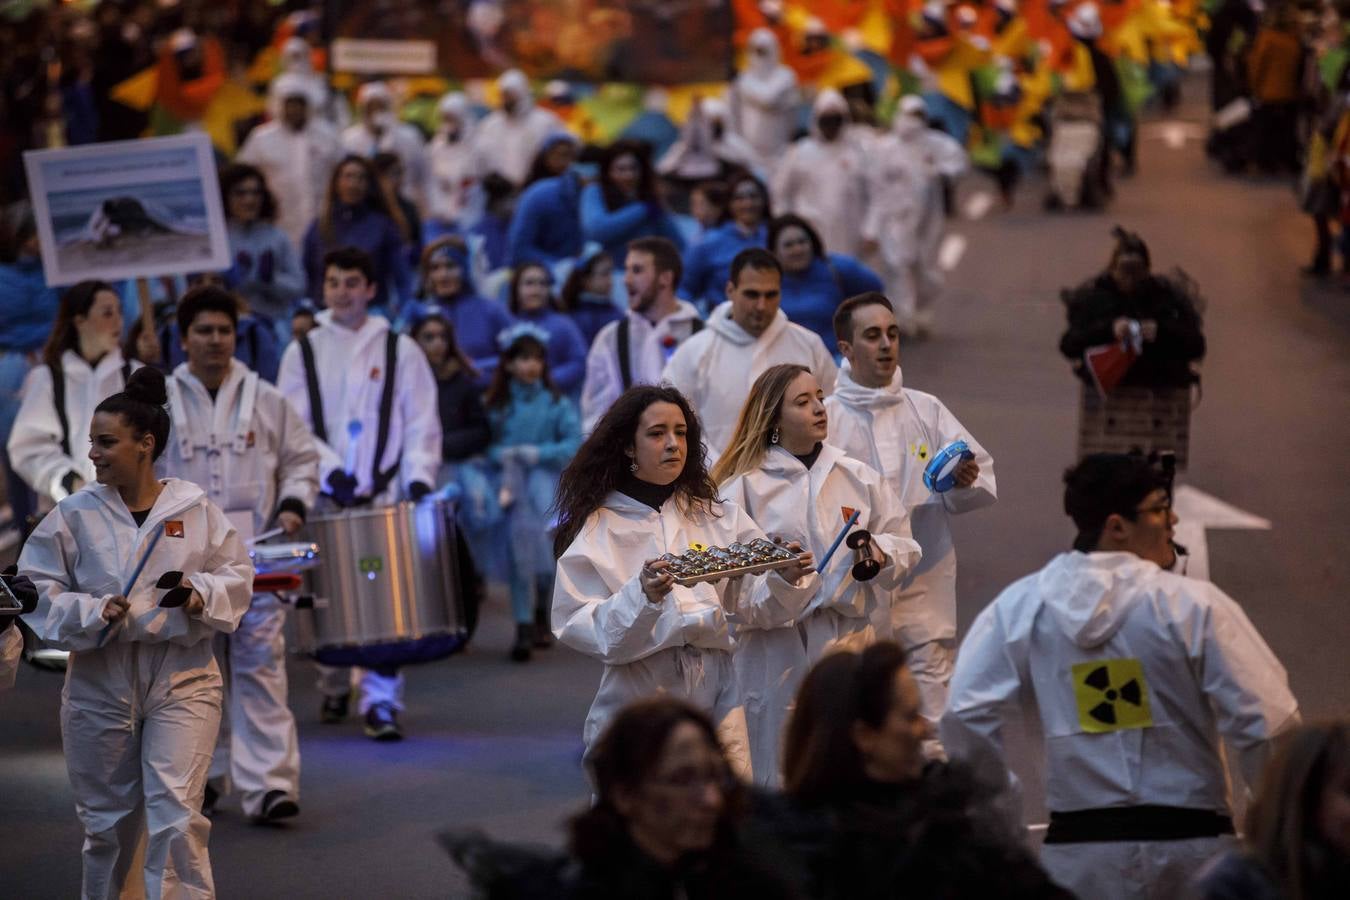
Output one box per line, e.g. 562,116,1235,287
164,520,185,539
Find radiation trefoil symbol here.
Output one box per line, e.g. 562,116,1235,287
1071,658,1154,733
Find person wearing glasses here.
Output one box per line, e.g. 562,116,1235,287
941,453,1301,900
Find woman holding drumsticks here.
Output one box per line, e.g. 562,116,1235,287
18,366,252,899
551,384,816,781
713,363,921,785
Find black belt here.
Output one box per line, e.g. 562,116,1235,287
1044,805,1235,844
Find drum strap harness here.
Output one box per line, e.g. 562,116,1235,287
616,316,702,390
49,358,133,457
299,331,401,501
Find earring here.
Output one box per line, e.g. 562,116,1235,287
629,460,638,473
770,427,780,445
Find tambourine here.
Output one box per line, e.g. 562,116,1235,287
922,440,975,493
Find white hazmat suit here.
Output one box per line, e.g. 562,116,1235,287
662,302,837,459
20,478,252,899
276,311,441,713
471,69,564,187
772,89,871,256
826,361,995,744
861,98,969,334
161,360,319,818
941,551,1301,900
552,492,816,780
657,96,765,182
8,349,136,503
731,29,800,173
720,444,921,784
427,92,479,230
341,82,431,212
580,300,703,433
237,73,344,250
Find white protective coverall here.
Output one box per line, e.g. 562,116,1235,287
657,96,765,182
662,302,837,459
19,478,252,900
161,360,319,817
8,349,136,503
731,28,800,174
341,82,431,212
276,311,441,712
941,551,1301,900
720,444,921,784
470,70,565,187
427,92,479,230
771,89,870,257
237,73,344,250
552,492,817,780
580,300,703,433
826,361,995,744
861,99,969,333
278,36,350,130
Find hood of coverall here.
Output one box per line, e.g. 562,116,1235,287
1034,551,1153,648
811,89,850,142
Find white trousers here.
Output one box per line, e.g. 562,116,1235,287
1040,835,1237,900
209,594,300,816
583,645,751,781
62,640,222,900
900,636,956,761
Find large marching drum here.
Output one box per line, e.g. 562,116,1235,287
256,500,469,668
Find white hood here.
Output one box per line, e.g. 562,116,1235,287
497,68,534,115
435,91,473,141
810,88,849,137
1034,551,1153,648
707,300,787,348
831,358,904,409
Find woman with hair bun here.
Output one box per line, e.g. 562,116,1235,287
18,365,253,899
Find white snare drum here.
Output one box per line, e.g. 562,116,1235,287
291,500,466,668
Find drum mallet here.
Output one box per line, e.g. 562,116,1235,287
248,526,286,546
816,509,861,572
96,522,166,647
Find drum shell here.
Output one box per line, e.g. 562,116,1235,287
292,501,466,665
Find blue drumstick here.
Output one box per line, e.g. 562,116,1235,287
96,523,166,647
817,509,861,572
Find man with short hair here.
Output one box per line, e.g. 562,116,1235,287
276,246,441,740
941,453,1300,900
663,247,837,456
237,74,343,249
826,292,995,756
161,284,320,822
580,237,702,432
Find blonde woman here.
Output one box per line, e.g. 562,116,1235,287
714,363,921,785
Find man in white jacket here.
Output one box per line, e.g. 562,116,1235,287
825,293,995,754
941,453,1301,900
771,88,870,257
861,95,969,337
276,246,440,740
471,69,564,187
663,248,836,457
161,285,319,822
238,72,344,250
581,237,703,432
341,81,430,212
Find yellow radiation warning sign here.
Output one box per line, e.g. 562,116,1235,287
1072,658,1154,733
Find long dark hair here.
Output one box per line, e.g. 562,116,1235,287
568,698,744,864
43,279,119,367
722,171,772,226
507,262,559,315
553,385,718,558
599,138,658,211
557,250,609,313
484,333,557,409
319,155,398,245
783,641,909,804
768,213,825,261
409,307,477,378
1244,721,1350,900
219,162,278,222
94,366,171,461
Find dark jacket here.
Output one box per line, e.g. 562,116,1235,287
746,765,1072,900
437,367,490,462
1059,273,1206,390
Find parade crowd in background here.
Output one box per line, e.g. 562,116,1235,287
1,2,1348,900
